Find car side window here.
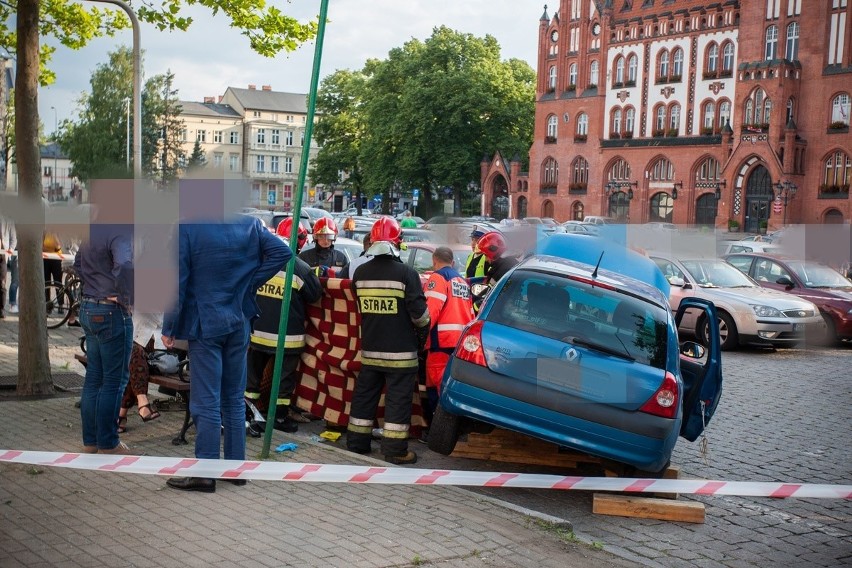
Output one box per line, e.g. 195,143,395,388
652,259,685,281
412,250,433,273
729,245,749,254
726,256,753,275
767,261,792,281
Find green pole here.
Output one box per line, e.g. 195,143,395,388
261,0,331,459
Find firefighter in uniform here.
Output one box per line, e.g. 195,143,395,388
347,216,430,464
464,225,490,279
245,218,322,433
423,246,474,420
298,217,349,276
478,231,518,286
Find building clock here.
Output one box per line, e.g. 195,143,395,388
592,23,601,36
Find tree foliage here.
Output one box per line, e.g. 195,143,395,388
187,139,206,171
318,26,535,217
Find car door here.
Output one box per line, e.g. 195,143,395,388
753,258,793,292
674,298,723,441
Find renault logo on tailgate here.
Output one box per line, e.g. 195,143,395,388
564,348,580,362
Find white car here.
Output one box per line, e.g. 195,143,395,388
717,240,782,255
650,254,824,350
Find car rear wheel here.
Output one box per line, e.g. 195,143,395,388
427,405,461,456
810,313,837,347
700,311,738,351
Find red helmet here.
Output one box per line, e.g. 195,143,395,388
276,218,308,251
370,216,403,246
312,217,338,240
478,231,506,262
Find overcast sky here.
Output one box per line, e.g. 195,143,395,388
38,0,543,135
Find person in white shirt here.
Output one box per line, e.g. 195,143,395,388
0,217,17,318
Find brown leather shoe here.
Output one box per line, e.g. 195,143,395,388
81,445,98,454
384,451,417,465
167,477,216,493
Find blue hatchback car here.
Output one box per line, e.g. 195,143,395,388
430,235,723,473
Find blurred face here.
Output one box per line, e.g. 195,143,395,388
471,237,481,253
315,234,334,249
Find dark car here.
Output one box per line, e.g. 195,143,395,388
429,234,723,474
725,253,852,343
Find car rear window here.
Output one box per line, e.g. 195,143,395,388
486,270,669,369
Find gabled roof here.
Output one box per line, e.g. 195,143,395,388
224,87,308,113
179,101,241,118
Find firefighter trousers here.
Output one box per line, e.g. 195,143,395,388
245,348,300,419
347,368,416,457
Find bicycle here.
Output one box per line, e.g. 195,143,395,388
45,266,82,329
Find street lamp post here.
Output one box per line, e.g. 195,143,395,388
774,180,797,227
50,106,58,199
125,97,131,170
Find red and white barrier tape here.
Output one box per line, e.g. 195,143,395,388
2,450,850,498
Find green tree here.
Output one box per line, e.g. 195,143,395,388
6,1,317,395
360,27,535,216
311,69,368,213
146,70,185,185
187,140,207,171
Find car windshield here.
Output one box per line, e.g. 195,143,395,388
787,262,852,288
680,259,756,288
487,269,669,369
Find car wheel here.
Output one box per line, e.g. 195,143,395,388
427,405,461,456
701,311,738,351
810,313,838,347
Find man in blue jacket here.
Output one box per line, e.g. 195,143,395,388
162,211,290,493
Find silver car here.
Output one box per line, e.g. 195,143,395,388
650,255,823,350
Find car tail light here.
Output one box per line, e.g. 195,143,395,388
639,371,679,419
455,320,487,367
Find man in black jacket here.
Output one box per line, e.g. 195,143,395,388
347,217,429,464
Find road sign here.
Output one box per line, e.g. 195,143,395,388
412,188,420,198
773,202,782,213
267,190,277,205
412,197,419,206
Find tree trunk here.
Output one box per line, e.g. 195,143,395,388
16,0,54,395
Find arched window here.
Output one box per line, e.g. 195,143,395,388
786,22,799,61
577,113,589,135
765,25,778,60
615,56,625,84
707,43,719,73
589,60,599,86
568,63,578,87
649,192,674,222
609,158,631,181
572,201,585,221
703,101,716,130
832,93,851,125
649,157,674,181
547,114,558,138
718,99,731,129
722,42,734,72
548,66,557,90
823,151,851,187
669,104,681,131
672,48,684,78
824,209,844,224
763,98,773,125
612,108,623,134
658,49,670,79
745,99,754,125
625,107,636,135
696,156,721,181
786,98,795,124
628,54,638,83
572,156,589,185
655,105,667,131
541,157,559,187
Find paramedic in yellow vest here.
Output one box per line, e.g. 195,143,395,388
244,218,322,433
464,225,490,279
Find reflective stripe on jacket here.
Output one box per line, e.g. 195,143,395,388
424,266,474,352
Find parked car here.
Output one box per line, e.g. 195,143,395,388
724,253,852,343
582,215,616,225
400,228,441,244
430,234,723,474
650,254,824,350
400,242,472,284
645,222,678,232
561,221,600,235
717,240,782,255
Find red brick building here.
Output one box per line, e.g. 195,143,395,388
481,0,852,231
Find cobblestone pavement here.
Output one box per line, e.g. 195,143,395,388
0,315,632,568
2,314,850,567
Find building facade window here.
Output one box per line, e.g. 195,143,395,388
628,54,638,83
612,109,622,134
703,101,716,130
283,184,293,199
765,25,778,60
541,157,559,187
256,155,265,172
824,151,851,186
786,98,795,124
696,156,721,181
609,158,631,181
672,48,684,78
270,155,279,173
832,93,851,125
256,129,265,144
745,88,771,125
572,201,584,221
213,130,222,143
271,129,280,145
547,114,558,138
548,66,557,90
828,0,849,65
286,131,294,146
655,105,666,132
659,49,670,79
719,100,732,128
649,192,674,222
649,157,675,181
706,43,719,74
669,104,681,131
625,107,636,134
196,129,206,143
786,22,800,61
576,113,589,135
568,63,577,87
284,157,294,174
571,157,589,185
614,56,625,84
213,152,223,167
230,131,239,144
229,154,239,171
722,42,735,72
589,61,599,86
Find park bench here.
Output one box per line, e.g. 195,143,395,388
73,351,194,446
